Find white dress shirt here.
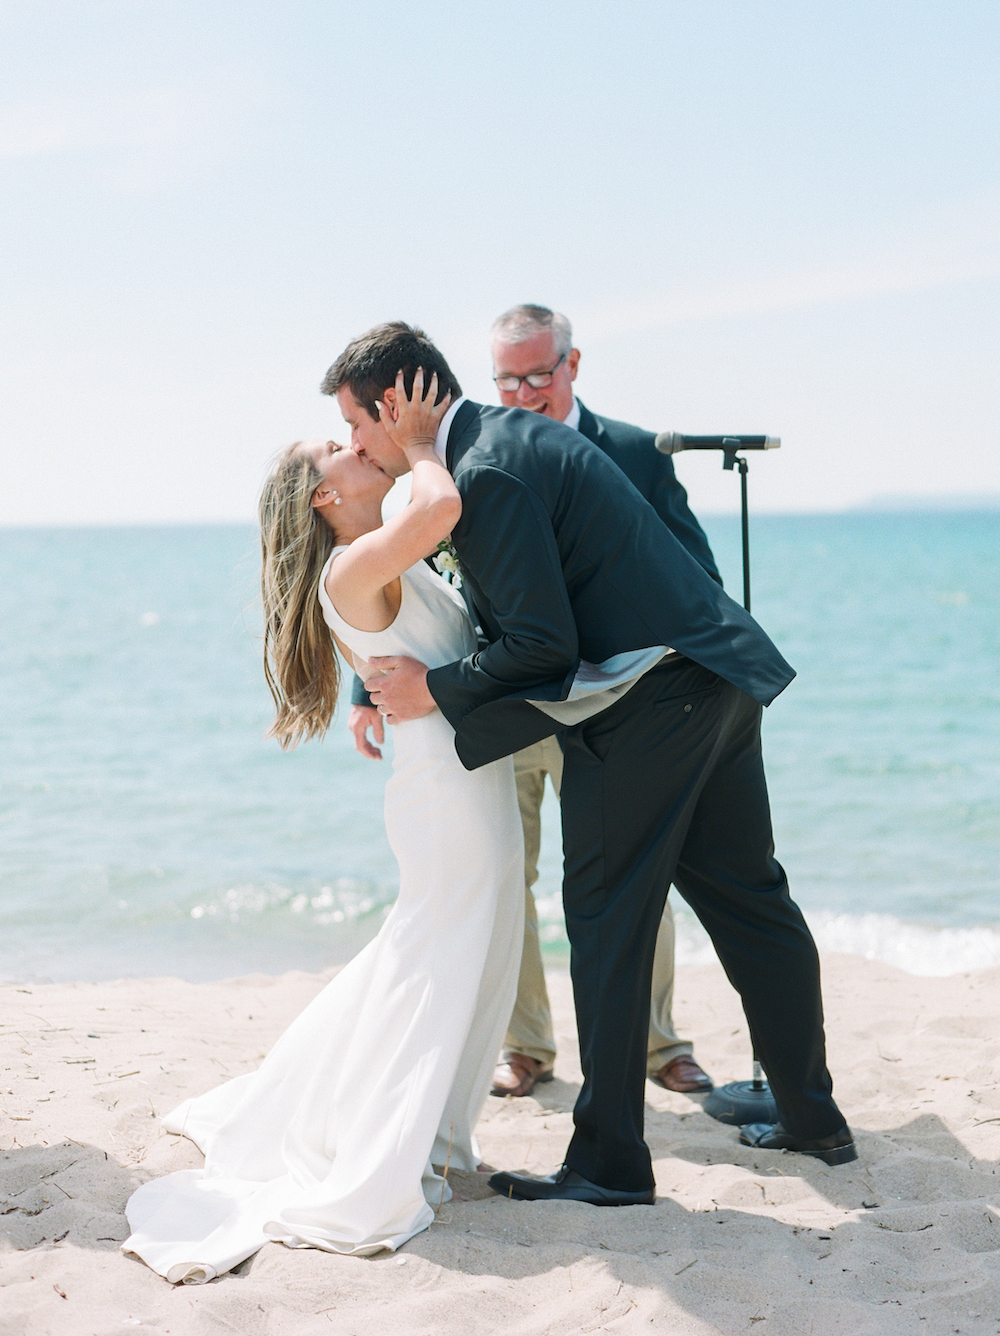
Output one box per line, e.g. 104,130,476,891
434,395,467,464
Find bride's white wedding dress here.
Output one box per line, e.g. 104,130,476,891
123,552,524,1282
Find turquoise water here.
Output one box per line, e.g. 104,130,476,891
1,514,998,983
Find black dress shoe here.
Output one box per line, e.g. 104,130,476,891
739,1121,858,1166
488,1165,655,1206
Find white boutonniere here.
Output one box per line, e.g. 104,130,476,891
433,538,462,586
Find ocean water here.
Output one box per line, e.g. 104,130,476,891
1,513,998,983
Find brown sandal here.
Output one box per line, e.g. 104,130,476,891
491,1053,555,1098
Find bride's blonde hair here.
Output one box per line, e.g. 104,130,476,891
259,443,340,749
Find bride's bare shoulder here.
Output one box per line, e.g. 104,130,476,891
324,547,401,634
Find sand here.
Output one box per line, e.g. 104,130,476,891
2,955,1000,1335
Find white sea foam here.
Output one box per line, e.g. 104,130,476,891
807,911,1000,977
537,895,1000,978
187,877,394,927
674,909,1000,977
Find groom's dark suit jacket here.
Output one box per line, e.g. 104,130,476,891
426,400,795,770
349,398,721,707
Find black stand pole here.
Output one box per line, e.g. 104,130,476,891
703,446,778,1128
738,457,751,613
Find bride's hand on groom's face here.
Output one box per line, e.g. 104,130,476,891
376,368,451,454
364,655,436,724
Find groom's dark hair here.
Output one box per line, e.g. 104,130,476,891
320,322,462,421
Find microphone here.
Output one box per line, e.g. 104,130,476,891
655,432,780,455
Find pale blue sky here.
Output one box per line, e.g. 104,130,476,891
2,0,998,523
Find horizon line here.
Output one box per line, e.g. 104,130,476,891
3,500,1000,533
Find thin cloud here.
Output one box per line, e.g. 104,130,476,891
0,85,244,162
581,192,1000,337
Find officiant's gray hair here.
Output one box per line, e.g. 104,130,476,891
490,305,573,357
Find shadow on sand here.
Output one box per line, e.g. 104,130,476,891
0,1140,139,1253
6,1107,1000,1334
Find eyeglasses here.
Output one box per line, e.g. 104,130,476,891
493,353,567,393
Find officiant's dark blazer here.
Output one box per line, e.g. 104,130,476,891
575,401,721,586
426,400,794,770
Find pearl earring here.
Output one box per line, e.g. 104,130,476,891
332,489,343,506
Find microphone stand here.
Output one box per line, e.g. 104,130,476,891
725,447,752,612
702,440,778,1127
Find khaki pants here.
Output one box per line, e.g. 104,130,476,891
506,737,693,1076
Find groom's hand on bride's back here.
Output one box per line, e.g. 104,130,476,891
349,704,385,760
364,656,436,724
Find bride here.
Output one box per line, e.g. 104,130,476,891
123,371,524,1282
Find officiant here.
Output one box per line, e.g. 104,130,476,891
487,305,719,1099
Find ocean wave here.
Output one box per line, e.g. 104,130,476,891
806,911,1000,977
187,877,395,927
187,886,1000,980
675,908,1000,977
536,895,1000,978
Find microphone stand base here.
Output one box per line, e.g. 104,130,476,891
704,1079,778,1126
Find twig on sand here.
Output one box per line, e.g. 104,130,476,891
42,1161,78,1179
675,1259,698,1276
437,1122,454,1213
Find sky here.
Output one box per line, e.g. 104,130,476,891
1,0,998,525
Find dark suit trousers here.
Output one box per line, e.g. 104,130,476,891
559,656,844,1194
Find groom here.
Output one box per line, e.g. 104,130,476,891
322,322,855,1206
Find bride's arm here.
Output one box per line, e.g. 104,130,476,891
326,369,459,600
